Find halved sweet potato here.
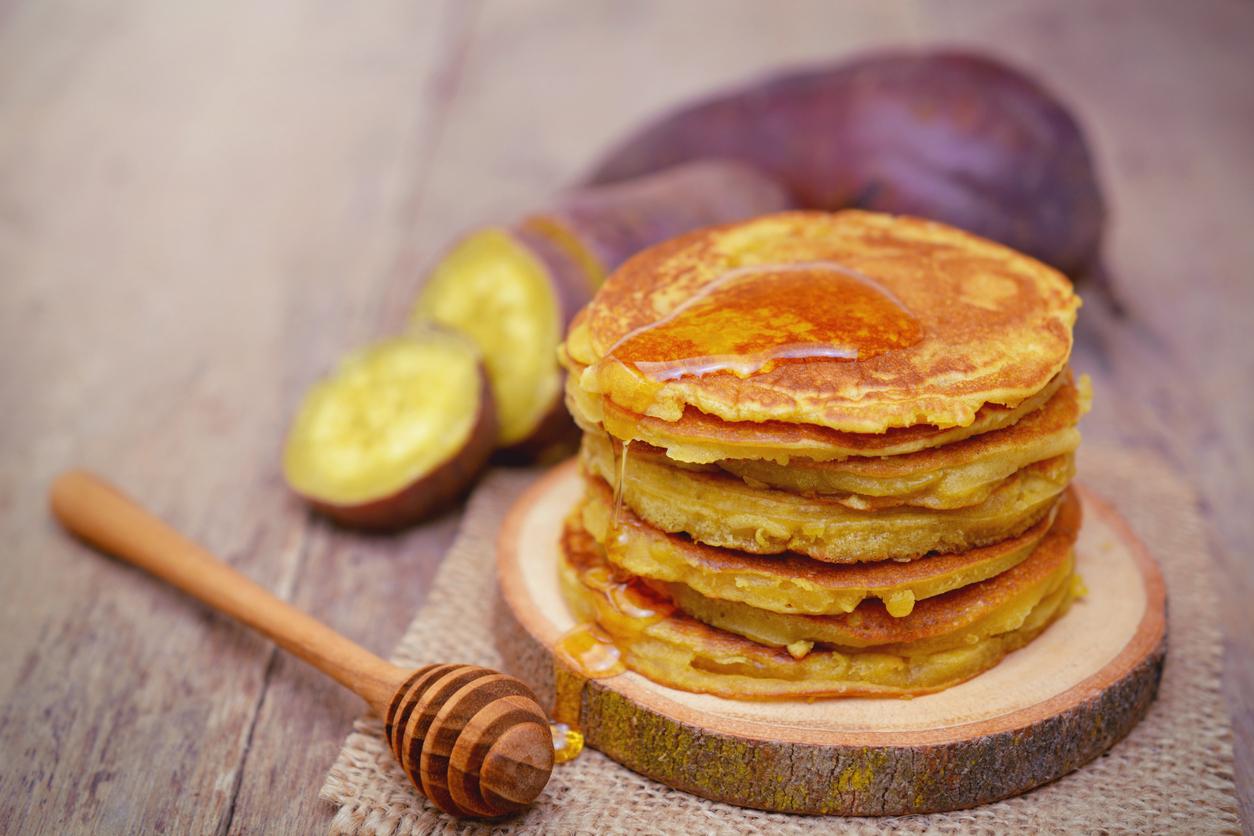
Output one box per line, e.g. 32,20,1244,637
282,327,495,530
412,161,792,458
411,227,589,459
589,51,1106,279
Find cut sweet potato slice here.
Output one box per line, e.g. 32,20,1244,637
282,327,495,530
411,227,589,454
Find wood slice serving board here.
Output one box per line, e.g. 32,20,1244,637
495,461,1166,816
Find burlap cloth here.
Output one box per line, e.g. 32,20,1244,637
320,445,1241,834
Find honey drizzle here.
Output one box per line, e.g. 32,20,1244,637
549,721,584,764
552,665,586,727
610,438,631,528
604,261,922,382
548,627,619,764
552,464,679,754
549,665,588,764
555,623,625,678
550,356,642,765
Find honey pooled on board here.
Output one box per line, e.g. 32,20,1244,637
605,261,922,381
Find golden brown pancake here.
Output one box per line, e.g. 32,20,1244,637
559,512,1081,699
580,434,1073,562
579,475,1058,617
667,489,1080,654
581,374,1081,510
564,211,1079,435
564,360,1068,464
716,374,1088,507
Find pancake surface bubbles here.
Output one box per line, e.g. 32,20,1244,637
566,210,1080,434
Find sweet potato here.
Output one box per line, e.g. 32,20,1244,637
412,226,588,460
282,327,496,530
589,51,1106,278
411,160,793,458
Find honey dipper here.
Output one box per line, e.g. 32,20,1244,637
49,470,554,818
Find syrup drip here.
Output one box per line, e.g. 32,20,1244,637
549,666,586,762
604,574,676,623
551,437,673,755
555,623,625,678
610,438,631,527
605,261,922,382
555,518,678,681
577,559,677,627
551,665,585,728
549,721,584,764
555,571,677,683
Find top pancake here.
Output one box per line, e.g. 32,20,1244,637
565,210,1080,435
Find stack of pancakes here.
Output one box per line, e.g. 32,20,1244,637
557,211,1088,699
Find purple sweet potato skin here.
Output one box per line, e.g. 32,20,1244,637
588,51,1106,278
538,160,794,276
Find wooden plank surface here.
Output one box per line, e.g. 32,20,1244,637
0,1,465,832
1,1,1250,833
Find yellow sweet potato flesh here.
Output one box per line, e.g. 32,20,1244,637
412,229,563,448
283,328,493,524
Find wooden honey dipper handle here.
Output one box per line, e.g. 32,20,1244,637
49,470,554,818
49,469,405,709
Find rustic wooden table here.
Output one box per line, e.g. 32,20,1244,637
1,1,1250,832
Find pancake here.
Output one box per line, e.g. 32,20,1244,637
559,513,1081,699
581,433,1073,562
667,489,1081,655
717,374,1088,508
564,210,1079,435
581,374,1081,512
564,356,1067,465
579,475,1057,617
